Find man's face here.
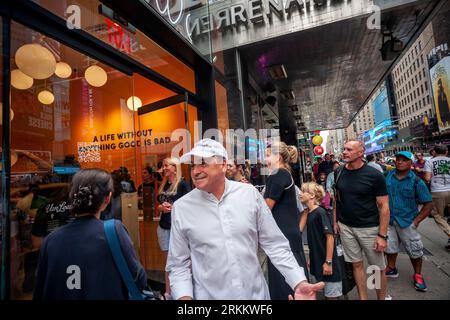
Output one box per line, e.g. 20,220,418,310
416,153,423,161
342,141,364,163
191,156,227,193
395,156,412,172
325,154,331,161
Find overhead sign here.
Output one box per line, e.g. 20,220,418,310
144,0,381,53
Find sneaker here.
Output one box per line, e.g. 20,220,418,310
385,266,399,278
413,274,427,292
385,294,393,300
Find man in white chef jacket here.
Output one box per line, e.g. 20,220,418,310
167,138,324,300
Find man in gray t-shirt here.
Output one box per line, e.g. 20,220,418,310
424,144,450,251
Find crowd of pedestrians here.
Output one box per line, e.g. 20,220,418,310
30,138,450,300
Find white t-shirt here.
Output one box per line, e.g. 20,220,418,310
424,156,450,192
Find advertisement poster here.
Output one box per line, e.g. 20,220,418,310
430,56,450,131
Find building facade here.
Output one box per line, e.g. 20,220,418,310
391,22,435,131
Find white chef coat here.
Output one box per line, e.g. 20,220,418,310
167,179,307,300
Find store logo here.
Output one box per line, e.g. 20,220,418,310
155,0,185,25
66,5,81,30
105,18,135,54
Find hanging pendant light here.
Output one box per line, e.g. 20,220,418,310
0,104,14,125
84,65,107,87
15,43,56,79
38,90,55,104
126,96,142,111
11,69,33,90
55,62,72,79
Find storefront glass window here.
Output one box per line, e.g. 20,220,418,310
8,20,198,299
32,0,196,93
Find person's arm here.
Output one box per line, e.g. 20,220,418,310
299,209,308,232
166,203,193,300
263,171,288,210
265,198,276,210
375,195,389,252
322,234,334,276
326,174,334,195
255,189,323,299
413,180,434,227
332,199,339,234
414,202,433,226
115,220,147,290
423,160,432,183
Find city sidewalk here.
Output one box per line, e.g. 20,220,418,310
347,217,450,300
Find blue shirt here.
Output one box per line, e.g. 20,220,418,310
386,169,432,228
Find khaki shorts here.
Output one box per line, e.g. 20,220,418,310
338,222,386,269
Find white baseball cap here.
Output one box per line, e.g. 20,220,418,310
180,139,228,164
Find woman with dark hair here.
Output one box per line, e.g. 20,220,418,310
33,168,147,300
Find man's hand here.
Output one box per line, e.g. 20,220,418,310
288,281,324,300
333,223,340,235
412,219,420,228
374,236,387,252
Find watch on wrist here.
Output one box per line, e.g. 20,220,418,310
325,260,332,266
377,233,388,240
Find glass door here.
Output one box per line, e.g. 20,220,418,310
133,89,198,283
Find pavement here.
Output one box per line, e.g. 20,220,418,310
147,217,450,300
346,217,450,300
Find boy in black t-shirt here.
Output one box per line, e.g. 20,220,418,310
300,182,342,299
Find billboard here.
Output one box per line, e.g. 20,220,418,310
362,120,398,154
430,56,450,132
372,86,390,125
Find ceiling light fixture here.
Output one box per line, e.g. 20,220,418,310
0,104,14,125
11,69,33,90
85,65,108,87
126,96,142,111
15,44,56,79
38,90,55,104
55,62,72,79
